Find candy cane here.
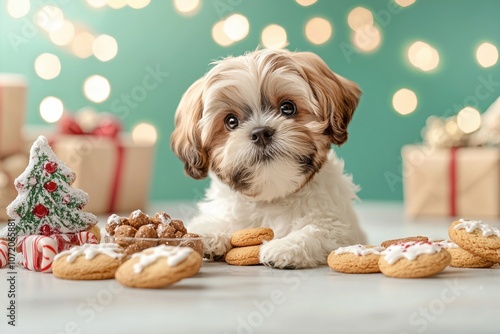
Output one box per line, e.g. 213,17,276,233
21,235,57,273
77,231,98,245
0,240,8,268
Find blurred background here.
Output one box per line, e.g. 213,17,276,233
1,0,499,207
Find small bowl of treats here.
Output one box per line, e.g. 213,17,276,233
104,210,204,258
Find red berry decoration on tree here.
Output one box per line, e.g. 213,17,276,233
39,224,51,236
44,161,58,174
33,204,49,218
44,181,58,192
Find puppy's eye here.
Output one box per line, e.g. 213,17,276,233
224,114,239,130
280,101,296,117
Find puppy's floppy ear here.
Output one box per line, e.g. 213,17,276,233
290,52,361,145
170,77,209,179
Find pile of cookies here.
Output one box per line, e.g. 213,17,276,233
328,219,500,278
225,227,274,266
52,242,203,288
105,210,203,257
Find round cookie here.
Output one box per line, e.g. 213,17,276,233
378,241,451,278
448,219,500,263
327,244,384,274
436,240,494,268
381,236,428,248
52,243,124,280
230,228,274,247
115,245,202,289
225,245,261,266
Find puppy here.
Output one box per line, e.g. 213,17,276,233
171,49,366,269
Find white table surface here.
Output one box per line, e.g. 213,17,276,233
1,201,499,334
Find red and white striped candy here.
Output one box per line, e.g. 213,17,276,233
77,231,98,245
0,240,8,268
21,235,57,273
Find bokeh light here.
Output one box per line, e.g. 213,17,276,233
107,0,127,9
173,0,200,14
84,75,111,103
392,88,418,115
457,107,481,134
305,17,332,45
7,0,30,18
352,25,381,52
295,0,317,6
40,96,64,123
71,31,95,58
348,7,374,31
261,24,288,49
395,0,416,7
476,42,498,68
34,53,61,80
128,0,151,9
223,14,250,42
49,20,75,46
93,34,118,62
132,123,158,145
86,0,108,8
212,21,234,46
36,5,64,32
408,41,440,71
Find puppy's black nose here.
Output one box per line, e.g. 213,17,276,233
251,126,275,147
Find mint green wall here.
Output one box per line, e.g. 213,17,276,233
1,0,499,202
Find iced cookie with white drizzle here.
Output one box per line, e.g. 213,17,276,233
435,239,494,268
327,244,385,274
448,219,500,263
52,243,124,280
115,245,202,289
378,241,451,278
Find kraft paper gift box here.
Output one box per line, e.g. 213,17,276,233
24,133,154,215
402,145,500,218
0,74,27,159
51,135,154,214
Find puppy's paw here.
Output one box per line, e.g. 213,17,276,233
259,238,313,269
200,231,231,261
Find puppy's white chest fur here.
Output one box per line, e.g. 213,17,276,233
189,151,366,268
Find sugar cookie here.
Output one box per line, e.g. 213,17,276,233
381,236,428,248
230,228,274,247
436,240,494,268
52,243,124,280
378,241,451,278
328,244,384,274
225,245,261,266
115,245,202,288
448,219,500,263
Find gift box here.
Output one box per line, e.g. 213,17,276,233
402,145,500,218
50,134,154,214
0,74,27,159
24,112,155,215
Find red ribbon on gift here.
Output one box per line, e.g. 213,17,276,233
56,113,124,213
449,147,459,216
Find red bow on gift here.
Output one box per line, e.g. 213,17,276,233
58,113,121,138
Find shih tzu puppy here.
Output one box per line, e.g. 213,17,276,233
170,49,366,269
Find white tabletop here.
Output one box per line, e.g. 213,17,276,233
1,201,499,334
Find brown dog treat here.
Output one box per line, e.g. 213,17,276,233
114,225,137,247
182,233,203,255
381,236,428,248
170,220,188,235
128,210,151,229
378,241,451,278
448,219,500,263
52,243,124,280
153,212,172,225
135,225,158,249
124,243,143,257
115,245,202,289
105,214,122,236
157,223,176,239
225,245,261,266
327,245,384,274
230,228,274,247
